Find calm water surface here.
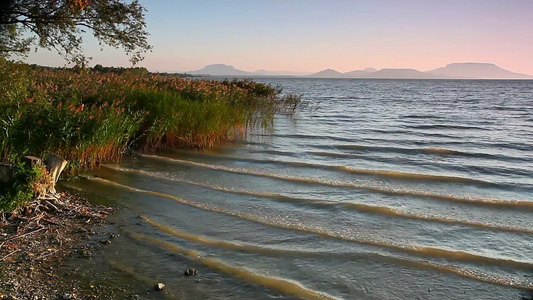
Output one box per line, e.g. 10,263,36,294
66,79,533,299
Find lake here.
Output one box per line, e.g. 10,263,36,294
65,79,533,299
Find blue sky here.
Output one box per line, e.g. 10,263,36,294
24,0,533,74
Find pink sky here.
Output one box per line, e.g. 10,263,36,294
24,0,533,75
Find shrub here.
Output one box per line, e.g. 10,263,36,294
0,163,48,211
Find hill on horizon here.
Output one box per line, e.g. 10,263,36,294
307,63,532,79
429,63,533,79
188,64,252,76
307,67,439,79
307,68,345,78
187,63,532,79
188,64,310,76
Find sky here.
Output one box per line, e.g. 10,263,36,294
23,0,533,74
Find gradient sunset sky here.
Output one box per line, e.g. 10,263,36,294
24,0,533,74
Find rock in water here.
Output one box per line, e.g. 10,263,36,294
154,283,165,291
44,154,67,193
184,268,198,276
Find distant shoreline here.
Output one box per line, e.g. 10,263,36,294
194,75,533,80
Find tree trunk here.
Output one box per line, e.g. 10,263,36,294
0,163,13,184
22,156,42,168
43,155,67,194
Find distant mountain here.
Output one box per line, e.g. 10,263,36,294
342,70,368,77
343,67,376,78
188,64,308,76
428,63,532,79
309,67,377,78
367,68,437,79
308,68,437,79
307,64,532,79
253,69,309,76
189,64,251,76
307,69,345,78
188,63,532,79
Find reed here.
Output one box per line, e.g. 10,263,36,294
1,60,299,167
0,59,300,209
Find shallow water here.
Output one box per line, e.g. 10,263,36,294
67,79,533,299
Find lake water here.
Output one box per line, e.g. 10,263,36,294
65,79,533,299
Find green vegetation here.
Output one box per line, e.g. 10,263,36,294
0,58,300,210
0,162,49,211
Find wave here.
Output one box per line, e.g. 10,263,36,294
423,147,462,155
106,260,157,289
140,217,533,291
307,151,356,159
141,216,329,256
402,124,490,131
334,165,484,183
247,149,300,157
129,232,338,300
162,150,487,184
89,177,533,271
308,150,533,184
106,165,532,234
252,133,354,143
134,154,533,210
327,143,533,167
403,114,441,120
334,144,498,159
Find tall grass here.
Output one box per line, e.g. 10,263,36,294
0,58,301,174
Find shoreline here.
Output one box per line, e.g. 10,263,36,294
0,192,131,299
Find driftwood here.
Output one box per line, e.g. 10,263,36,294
0,163,13,184
44,154,67,194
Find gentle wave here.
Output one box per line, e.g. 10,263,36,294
423,147,462,155
90,177,533,270
248,149,300,157
307,151,356,159
107,165,533,234
141,216,328,256
140,216,533,291
129,232,338,300
308,150,533,188
164,150,487,184
334,144,493,158
106,260,161,292
251,133,354,143
402,124,490,131
136,154,533,210
328,143,533,166
334,165,484,183
403,114,441,120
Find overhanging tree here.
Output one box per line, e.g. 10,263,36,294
0,0,152,64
